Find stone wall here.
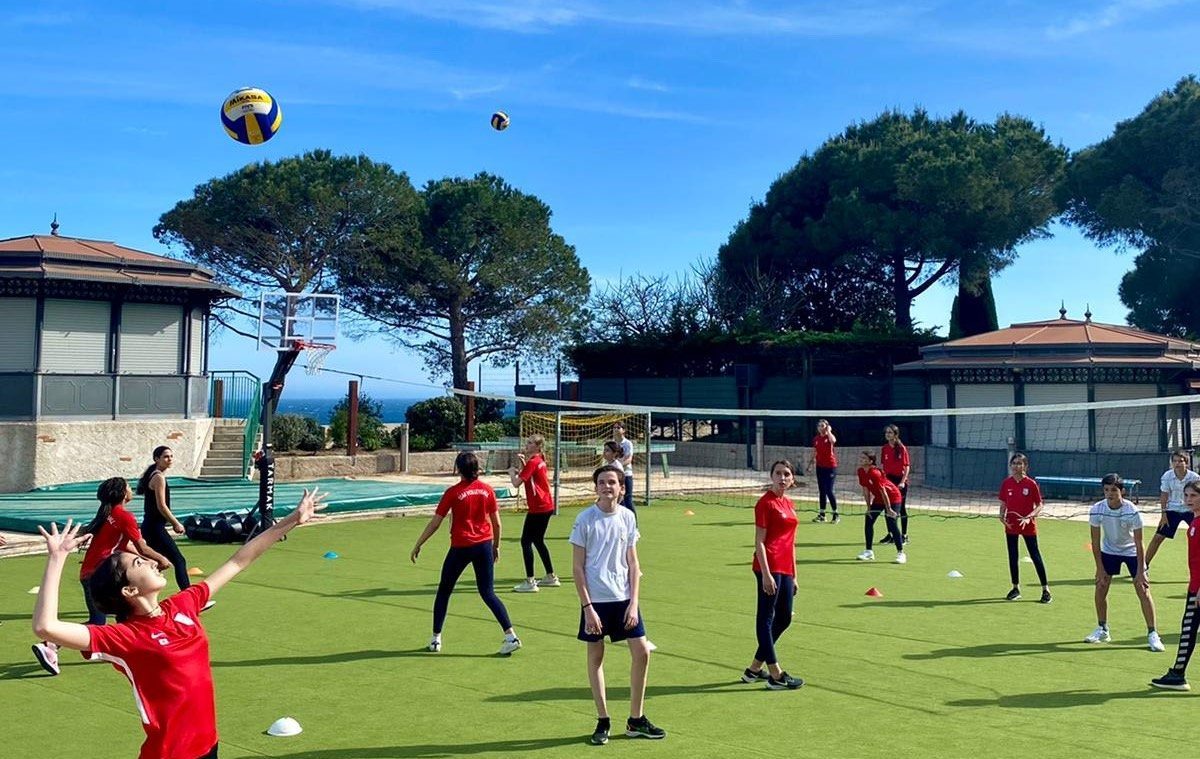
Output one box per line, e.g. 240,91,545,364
0,418,215,493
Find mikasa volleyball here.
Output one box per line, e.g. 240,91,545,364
221,87,282,145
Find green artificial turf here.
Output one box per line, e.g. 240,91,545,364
1,502,1194,758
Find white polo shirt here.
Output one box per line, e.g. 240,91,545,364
1160,468,1200,513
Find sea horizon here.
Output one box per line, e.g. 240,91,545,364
277,396,514,424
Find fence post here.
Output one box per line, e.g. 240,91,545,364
466,381,476,442
212,379,224,419
755,419,765,472
348,380,359,457
397,423,409,472
644,412,652,508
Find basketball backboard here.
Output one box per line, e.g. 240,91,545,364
257,291,340,352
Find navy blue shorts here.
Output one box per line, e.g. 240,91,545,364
1100,552,1139,578
577,599,646,643
1156,510,1195,539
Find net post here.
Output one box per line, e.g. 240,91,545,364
553,410,562,509
466,381,476,443
348,380,359,457
755,419,765,471
644,412,652,507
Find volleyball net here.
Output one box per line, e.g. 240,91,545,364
455,388,1200,522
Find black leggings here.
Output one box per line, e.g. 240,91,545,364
433,542,512,634
142,522,190,590
753,572,795,665
1005,533,1049,587
865,507,904,551
816,467,838,514
1171,593,1199,674
520,512,555,578
885,473,909,535
81,579,106,626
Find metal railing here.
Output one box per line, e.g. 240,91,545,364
209,370,262,479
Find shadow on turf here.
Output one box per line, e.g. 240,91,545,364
906,640,1150,660
212,648,497,668
485,681,753,703
0,662,52,680
263,735,589,757
946,688,1166,709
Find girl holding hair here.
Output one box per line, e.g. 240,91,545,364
509,435,560,592
857,451,906,563
412,451,523,655
31,476,174,676
997,454,1052,603
137,446,191,591
742,460,804,690
880,425,910,544
32,487,326,759
808,420,839,524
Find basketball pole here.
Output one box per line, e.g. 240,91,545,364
248,345,302,539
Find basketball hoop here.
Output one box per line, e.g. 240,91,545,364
295,340,336,375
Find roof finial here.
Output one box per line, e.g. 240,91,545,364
50,213,60,236
1084,304,1093,323
1059,301,1067,319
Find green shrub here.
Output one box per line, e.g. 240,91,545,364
501,416,521,437
330,392,389,451
405,397,465,450
272,414,325,452
474,422,504,442
409,433,435,452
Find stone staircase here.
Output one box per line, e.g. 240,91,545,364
199,419,257,479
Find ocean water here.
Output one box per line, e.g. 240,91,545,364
276,397,515,424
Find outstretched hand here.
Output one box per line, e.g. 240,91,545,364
38,519,91,559
291,487,329,526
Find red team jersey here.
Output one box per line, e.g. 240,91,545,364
998,475,1042,536
752,491,798,576
436,479,499,547
812,434,837,469
1188,519,1200,595
80,505,142,580
518,453,555,514
880,443,909,478
858,467,902,507
86,584,216,759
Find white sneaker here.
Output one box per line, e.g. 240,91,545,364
32,642,60,675
894,552,907,565
1084,626,1111,644
499,636,522,655
201,600,216,612
1148,631,1166,652
537,574,562,588
512,580,539,593
427,637,442,653
856,550,875,561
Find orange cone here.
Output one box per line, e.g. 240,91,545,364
1084,543,1093,552
188,567,206,576
865,587,883,597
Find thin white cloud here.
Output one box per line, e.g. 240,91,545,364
626,76,670,93
4,11,80,27
1045,0,1187,40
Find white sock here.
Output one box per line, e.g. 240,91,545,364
505,631,519,641
431,633,442,643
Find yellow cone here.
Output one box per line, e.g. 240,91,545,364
188,567,206,576
683,509,695,516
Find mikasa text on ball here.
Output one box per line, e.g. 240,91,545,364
222,87,282,145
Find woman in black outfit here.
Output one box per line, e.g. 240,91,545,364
137,445,191,590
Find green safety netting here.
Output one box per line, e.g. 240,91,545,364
0,478,512,533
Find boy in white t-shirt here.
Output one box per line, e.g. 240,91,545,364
570,464,665,745
1146,450,1200,572
1084,473,1164,652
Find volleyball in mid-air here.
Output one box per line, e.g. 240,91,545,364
221,87,282,145
490,111,510,131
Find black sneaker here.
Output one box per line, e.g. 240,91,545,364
741,667,767,683
1039,590,1052,604
831,514,841,524
626,716,666,739
1150,671,1190,691
812,513,826,523
765,671,805,690
880,534,894,544
590,719,611,745
1005,588,1021,601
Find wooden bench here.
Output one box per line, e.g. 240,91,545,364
1036,476,1142,503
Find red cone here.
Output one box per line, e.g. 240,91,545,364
865,587,883,597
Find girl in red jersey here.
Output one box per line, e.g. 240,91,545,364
741,460,804,690
508,435,560,592
808,419,840,524
32,487,326,759
857,451,906,563
997,453,1052,604
880,424,910,544
412,451,522,655
31,477,173,676
1151,480,1200,691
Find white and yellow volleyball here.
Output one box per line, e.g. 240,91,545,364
221,87,282,145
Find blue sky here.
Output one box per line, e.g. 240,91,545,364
1,1,1197,399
